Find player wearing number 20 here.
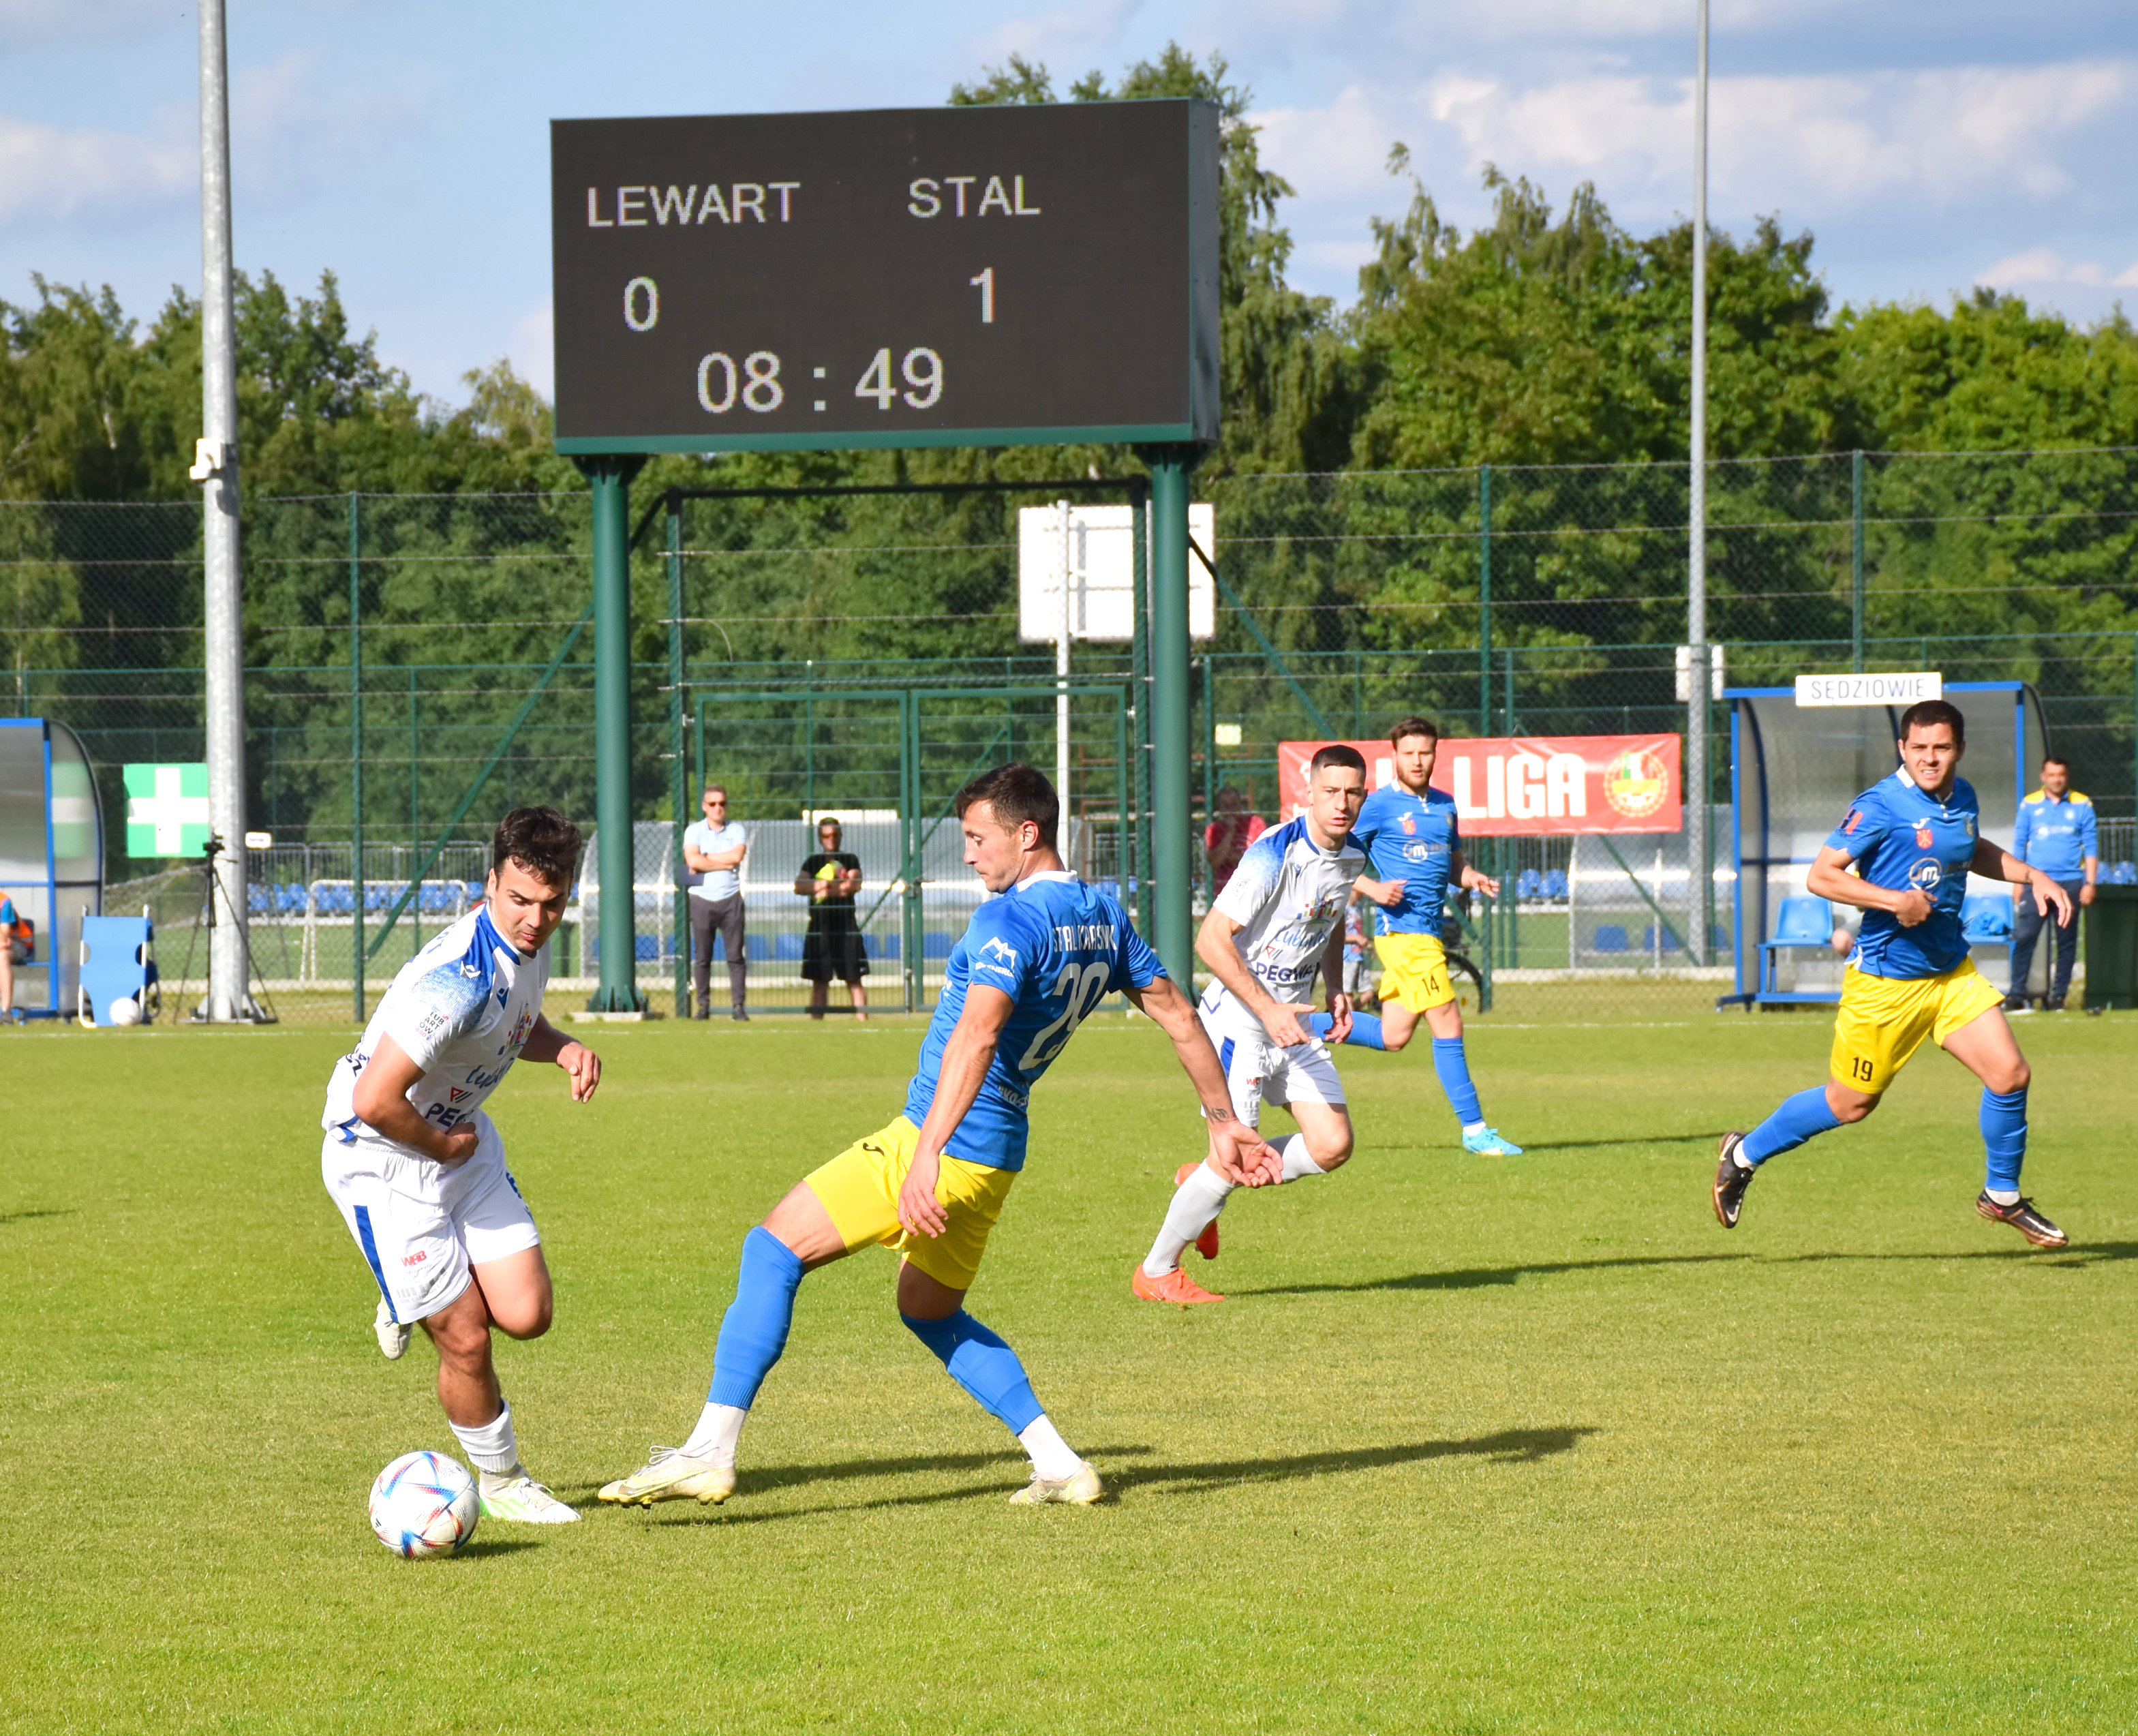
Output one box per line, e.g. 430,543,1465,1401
1715,700,2075,1247
601,765,1278,1511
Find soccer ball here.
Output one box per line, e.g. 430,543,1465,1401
368,1450,478,1557
108,996,142,1027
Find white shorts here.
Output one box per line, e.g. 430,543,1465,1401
320,1114,540,1325
1200,1009,1347,1129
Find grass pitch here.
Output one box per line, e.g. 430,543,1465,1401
3,1006,2135,1734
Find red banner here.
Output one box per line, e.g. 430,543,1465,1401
1276,735,1682,835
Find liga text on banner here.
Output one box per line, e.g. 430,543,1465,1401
1277,736,1683,836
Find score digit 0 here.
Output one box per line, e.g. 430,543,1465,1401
624,277,658,332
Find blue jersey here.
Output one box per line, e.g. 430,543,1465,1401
903,872,1164,1171
1351,782,1461,935
2012,787,2097,879
1826,769,1982,980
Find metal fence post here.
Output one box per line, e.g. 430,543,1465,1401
1851,449,1866,673
901,688,919,1014
1477,462,1495,1007
1478,463,1493,735
1130,485,1150,940
667,493,688,1018
579,454,647,1013
1146,449,1200,988
408,664,420,957
348,491,363,1020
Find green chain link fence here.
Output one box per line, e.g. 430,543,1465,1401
3,446,2133,1022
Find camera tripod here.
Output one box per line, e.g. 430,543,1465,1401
166,834,277,1024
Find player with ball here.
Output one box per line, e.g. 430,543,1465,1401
320,807,601,1527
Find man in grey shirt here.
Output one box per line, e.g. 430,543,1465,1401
684,785,750,1021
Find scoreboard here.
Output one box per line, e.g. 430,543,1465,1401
550,100,1221,454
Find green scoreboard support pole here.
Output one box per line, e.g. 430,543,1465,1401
1143,446,1204,988
579,455,646,1013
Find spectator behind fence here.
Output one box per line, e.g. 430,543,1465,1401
684,785,750,1022
1203,787,1268,894
796,817,868,1023
2005,755,2098,1013
0,886,23,1023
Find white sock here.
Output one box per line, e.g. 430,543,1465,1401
451,1399,519,1476
1274,1134,1330,1182
1985,1187,2021,1206
1017,1414,1083,1480
681,1401,748,1467
1463,1120,1486,1136
1142,1163,1236,1277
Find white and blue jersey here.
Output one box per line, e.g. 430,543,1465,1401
1197,815,1366,1041
903,871,1164,1172
1826,768,1981,981
2013,787,2097,880
322,905,549,1178
1351,782,1461,935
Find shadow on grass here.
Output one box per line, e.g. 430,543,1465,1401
1239,1253,1750,1296
1514,1132,1732,1153
626,1429,1589,1526
0,1208,78,1227
453,1538,546,1559
1240,1240,2138,1297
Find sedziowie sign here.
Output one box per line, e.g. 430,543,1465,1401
1277,735,1683,836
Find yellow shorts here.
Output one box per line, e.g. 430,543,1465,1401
1375,932,1457,1013
1829,960,2005,1097
801,1116,1015,1293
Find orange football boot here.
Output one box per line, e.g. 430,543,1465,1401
1131,1262,1224,1305
1174,1161,1221,1261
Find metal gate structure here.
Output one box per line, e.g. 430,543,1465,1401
665,680,1131,1015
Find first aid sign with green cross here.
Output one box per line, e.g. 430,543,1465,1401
125,763,213,857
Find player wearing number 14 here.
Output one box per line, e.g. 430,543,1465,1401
601,765,1276,1512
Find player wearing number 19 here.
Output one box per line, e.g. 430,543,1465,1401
600,765,1277,1511
1713,701,2075,1247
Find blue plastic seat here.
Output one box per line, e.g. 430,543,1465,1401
924,932,952,959
774,934,804,960
1757,895,1836,994
876,933,899,960
1542,869,1568,901
1961,895,2013,943
2108,862,2137,886
634,934,659,962
247,885,273,915
1592,924,1628,953
1516,869,1544,900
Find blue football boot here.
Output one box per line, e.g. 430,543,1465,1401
1462,1126,1523,1157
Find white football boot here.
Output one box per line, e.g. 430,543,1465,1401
373,1299,412,1360
597,1446,738,1508
478,1472,581,1523
1009,1461,1105,1506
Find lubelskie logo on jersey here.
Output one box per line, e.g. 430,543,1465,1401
1915,825,1933,849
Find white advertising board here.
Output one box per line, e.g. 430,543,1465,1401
1793,671,1942,707
1018,503,1214,642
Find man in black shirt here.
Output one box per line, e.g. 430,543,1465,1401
796,818,868,1022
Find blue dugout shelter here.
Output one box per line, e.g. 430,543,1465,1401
1724,681,2045,1009
0,718,103,1019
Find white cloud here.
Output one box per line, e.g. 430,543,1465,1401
2117,261,2138,288
1253,85,1403,200
1396,59,2132,214
233,49,429,204
0,115,189,227
966,0,1148,78
1978,248,2120,289
506,301,553,399
0,0,177,50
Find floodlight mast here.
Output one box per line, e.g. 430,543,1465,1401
1685,0,1712,967
196,0,255,1020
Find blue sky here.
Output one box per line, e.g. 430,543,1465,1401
3,0,2132,408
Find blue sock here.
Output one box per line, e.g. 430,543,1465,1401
1980,1086,2028,1195
902,1311,1043,1435
1740,1086,1842,1166
1432,1037,1483,1125
707,1227,806,1410
1307,1011,1386,1050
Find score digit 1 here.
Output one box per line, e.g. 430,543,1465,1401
970,268,994,324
